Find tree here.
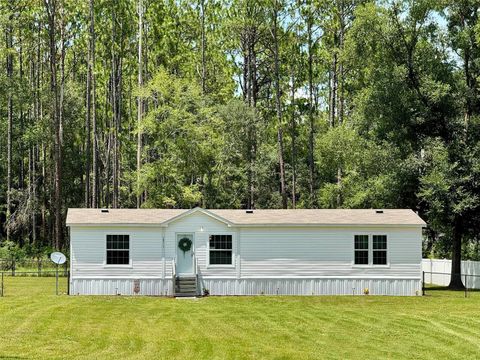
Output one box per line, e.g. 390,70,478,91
90,0,98,208
5,0,14,241
269,0,288,209
44,0,63,248
136,0,143,208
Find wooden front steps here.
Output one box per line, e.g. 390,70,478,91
175,276,198,297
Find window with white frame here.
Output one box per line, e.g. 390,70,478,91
354,235,369,265
354,234,387,265
373,235,387,265
209,235,233,265
106,235,130,265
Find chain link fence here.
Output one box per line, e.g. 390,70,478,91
0,258,68,276
0,268,69,297
422,271,480,298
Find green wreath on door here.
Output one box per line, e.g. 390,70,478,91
178,237,192,254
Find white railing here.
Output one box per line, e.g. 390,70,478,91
172,259,176,295
422,258,480,289
194,255,198,277
194,255,199,295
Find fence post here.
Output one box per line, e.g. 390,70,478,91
422,271,425,296
67,270,70,296
465,273,467,298
55,264,59,296
1,272,3,297
11,257,15,277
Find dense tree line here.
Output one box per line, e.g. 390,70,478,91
0,0,479,288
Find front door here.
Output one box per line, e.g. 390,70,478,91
176,233,194,275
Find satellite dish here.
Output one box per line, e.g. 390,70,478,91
50,252,67,265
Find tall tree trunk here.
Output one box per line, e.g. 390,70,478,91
112,64,118,208
200,0,206,93
45,0,62,249
6,5,13,241
32,30,41,245
336,1,345,208
329,51,337,128
19,38,25,191
59,3,65,246
242,23,258,209
32,145,37,244
136,0,143,209
290,67,296,209
85,1,93,208
307,11,315,205
116,56,123,207
272,4,287,209
337,0,345,125
241,34,248,103
90,0,98,208
110,8,119,209
449,219,465,289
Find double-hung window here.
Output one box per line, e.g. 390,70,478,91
354,235,369,265
373,235,387,265
209,235,233,265
106,235,130,265
354,234,387,266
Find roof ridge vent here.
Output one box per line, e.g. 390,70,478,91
375,210,384,214
246,209,254,214
101,209,109,213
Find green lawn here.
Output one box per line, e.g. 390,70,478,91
0,278,479,359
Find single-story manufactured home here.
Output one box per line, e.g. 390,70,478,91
66,207,426,296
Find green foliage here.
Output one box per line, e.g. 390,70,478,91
0,0,479,264
138,69,221,208
316,125,401,208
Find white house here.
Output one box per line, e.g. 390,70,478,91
66,207,426,296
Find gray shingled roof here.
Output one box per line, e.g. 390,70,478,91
66,208,426,226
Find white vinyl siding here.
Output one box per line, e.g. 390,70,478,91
70,227,165,278
239,227,419,278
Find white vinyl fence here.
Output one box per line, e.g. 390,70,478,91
422,258,480,289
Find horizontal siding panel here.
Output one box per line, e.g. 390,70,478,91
239,227,422,279
239,261,420,277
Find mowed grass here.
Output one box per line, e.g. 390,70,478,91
0,278,480,359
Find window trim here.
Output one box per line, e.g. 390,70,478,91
103,232,133,268
352,233,389,268
206,233,236,268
